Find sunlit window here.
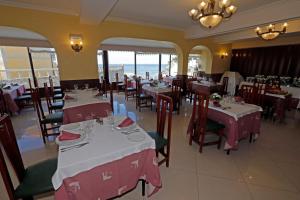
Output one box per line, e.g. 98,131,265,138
136,53,159,79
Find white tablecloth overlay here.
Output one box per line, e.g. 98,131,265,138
142,85,172,94
209,102,263,121
52,118,155,190
64,89,110,109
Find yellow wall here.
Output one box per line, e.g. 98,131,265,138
0,5,231,80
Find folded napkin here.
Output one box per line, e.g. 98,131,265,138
58,131,81,141
64,95,75,100
118,117,134,128
3,85,11,89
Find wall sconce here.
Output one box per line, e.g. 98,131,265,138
70,34,83,52
220,52,228,59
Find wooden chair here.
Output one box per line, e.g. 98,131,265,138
171,79,182,114
22,78,33,96
146,72,150,80
136,78,153,112
188,91,225,153
116,73,125,93
221,77,229,95
44,83,64,113
49,76,63,101
239,85,255,104
0,89,8,114
147,94,173,167
0,114,57,200
31,88,63,143
15,79,33,109
185,78,196,103
124,75,136,100
193,72,198,78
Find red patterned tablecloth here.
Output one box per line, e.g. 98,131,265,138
54,149,161,199
208,110,261,150
3,85,26,113
63,102,112,124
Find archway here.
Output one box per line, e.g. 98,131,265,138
188,45,213,76
0,26,60,88
97,37,183,82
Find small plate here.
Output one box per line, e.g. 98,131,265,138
127,132,145,142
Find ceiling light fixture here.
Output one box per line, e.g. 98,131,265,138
256,23,288,40
188,0,237,29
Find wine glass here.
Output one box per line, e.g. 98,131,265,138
74,84,78,90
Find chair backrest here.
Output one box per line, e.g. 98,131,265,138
115,73,119,83
222,77,229,93
191,91,209,138
44,83,52,111
171,79,181,99
124,75,130,89
156,94,173,143
49,76,56,95
146,72,150,80
0,114,26,200
240,85,255,104
254,83,266,106
31,88,45,123
28,78,33,92
0,89,8,114
136,78,143,96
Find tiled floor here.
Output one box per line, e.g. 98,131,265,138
1,94,300,200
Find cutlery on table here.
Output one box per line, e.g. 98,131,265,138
60,142,89,152
121,129,140,135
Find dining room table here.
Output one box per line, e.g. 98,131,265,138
142,85,172,98
192,80,222,95
130,79,151,88
63,89,112,124
2,84,26,113
52,115,162,199
239,81,294,121
188,98,262,151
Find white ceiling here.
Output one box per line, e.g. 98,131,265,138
0,0,300,41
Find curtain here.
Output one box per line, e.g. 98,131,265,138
230,44,300,78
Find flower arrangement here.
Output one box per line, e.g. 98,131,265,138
210,93,222,101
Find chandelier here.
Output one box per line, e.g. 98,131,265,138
256,23,288,40
188,0,237,29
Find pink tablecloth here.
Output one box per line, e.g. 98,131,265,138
63,102,112,124
207,110,261,150
55,149,161,199
3,85,26,113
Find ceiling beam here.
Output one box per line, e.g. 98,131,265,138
80,0,119,25
185,0,300,39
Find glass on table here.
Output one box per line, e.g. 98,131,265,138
74,84,79,90
106,110,115,126
85,83,89,90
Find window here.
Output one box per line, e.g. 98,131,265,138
0,46,59,88
188,54,202,76
170,54,178,76
97,50,104,80
108,51,134,82
136,53,159,79
161,54,170,77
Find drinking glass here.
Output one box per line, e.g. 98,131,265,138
106,110,115,129
85,83,89,90
74,84,78,90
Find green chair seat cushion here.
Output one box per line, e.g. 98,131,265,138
147,132,168,150
51,101,64,109
15,95,32,101
206,119,225,132
42,111,63,124
53,94,63,99
14,158,57,198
